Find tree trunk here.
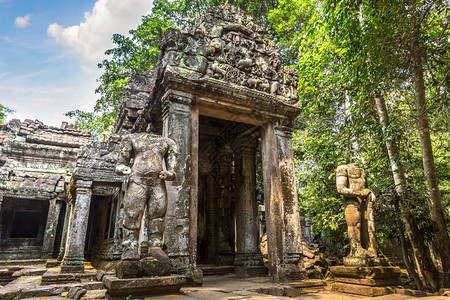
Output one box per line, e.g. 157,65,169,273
393,199,423,290
375,93,440,291
411,22,450,288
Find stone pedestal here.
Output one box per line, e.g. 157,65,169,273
330,260,401,296
103,275,186,300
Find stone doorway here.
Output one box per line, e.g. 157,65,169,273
196,116,265,276
0,197,49,259
84,195,116,263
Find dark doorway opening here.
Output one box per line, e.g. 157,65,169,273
10,211,41,238
196,115,262,270
1,197,49,243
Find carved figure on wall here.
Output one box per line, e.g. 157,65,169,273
336,163,377,258
115,132,177,277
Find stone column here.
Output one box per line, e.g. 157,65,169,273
113,185,125,260
261,123,285,282
234,141,265,277
217,148,234,265
205,174,218,263
275,124,306,280
162,90,201,283
61,180,93,273
42,198,63,258
57,201,71,261
0,194,3,239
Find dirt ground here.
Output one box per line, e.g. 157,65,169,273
147,274,448,300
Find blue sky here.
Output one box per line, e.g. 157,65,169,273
0,0,153,127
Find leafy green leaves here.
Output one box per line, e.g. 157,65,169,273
0,104,14,125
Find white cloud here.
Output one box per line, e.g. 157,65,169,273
14,14,31,28
81,64,102,76
47,0,152,62
0,80,98,127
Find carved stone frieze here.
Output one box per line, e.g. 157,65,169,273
159,5,298,103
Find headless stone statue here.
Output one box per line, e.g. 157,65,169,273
336,163,377,258
115,132,177,278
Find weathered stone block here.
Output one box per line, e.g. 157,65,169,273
18,286,66,298
335,276,401,286
331,282,396,296
140,248,171,277
330,265,401,279
103,275,186,299
115,260,142,279
343,256,390,267
67,286,87,299
96,269,105,282
330,265,401,297
395,288,427,297
178,267,203,287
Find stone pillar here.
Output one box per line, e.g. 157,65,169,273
205,174,218,263
113,185,125,260
261,123,285,282
275,124,306,280
217,148,234,265
0,194,3,239
57,201,71,261
162,90,200,279
234,141,265,277
42,198,63,258
61,180,93,273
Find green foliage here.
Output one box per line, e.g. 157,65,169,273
0,104,14,125
269,0,450,253
65,7,173,139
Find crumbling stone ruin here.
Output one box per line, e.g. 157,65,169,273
0,119,92,260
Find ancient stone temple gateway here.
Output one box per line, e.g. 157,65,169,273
62,5,305,282
0,5,305,289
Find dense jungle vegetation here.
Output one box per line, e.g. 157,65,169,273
65,0,449,291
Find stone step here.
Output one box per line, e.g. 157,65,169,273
289,279,324,293
0,276,104,299
45,259,60,268
198,265,235,276
41,270,98,285
0,259,47,267
0,269,19,286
